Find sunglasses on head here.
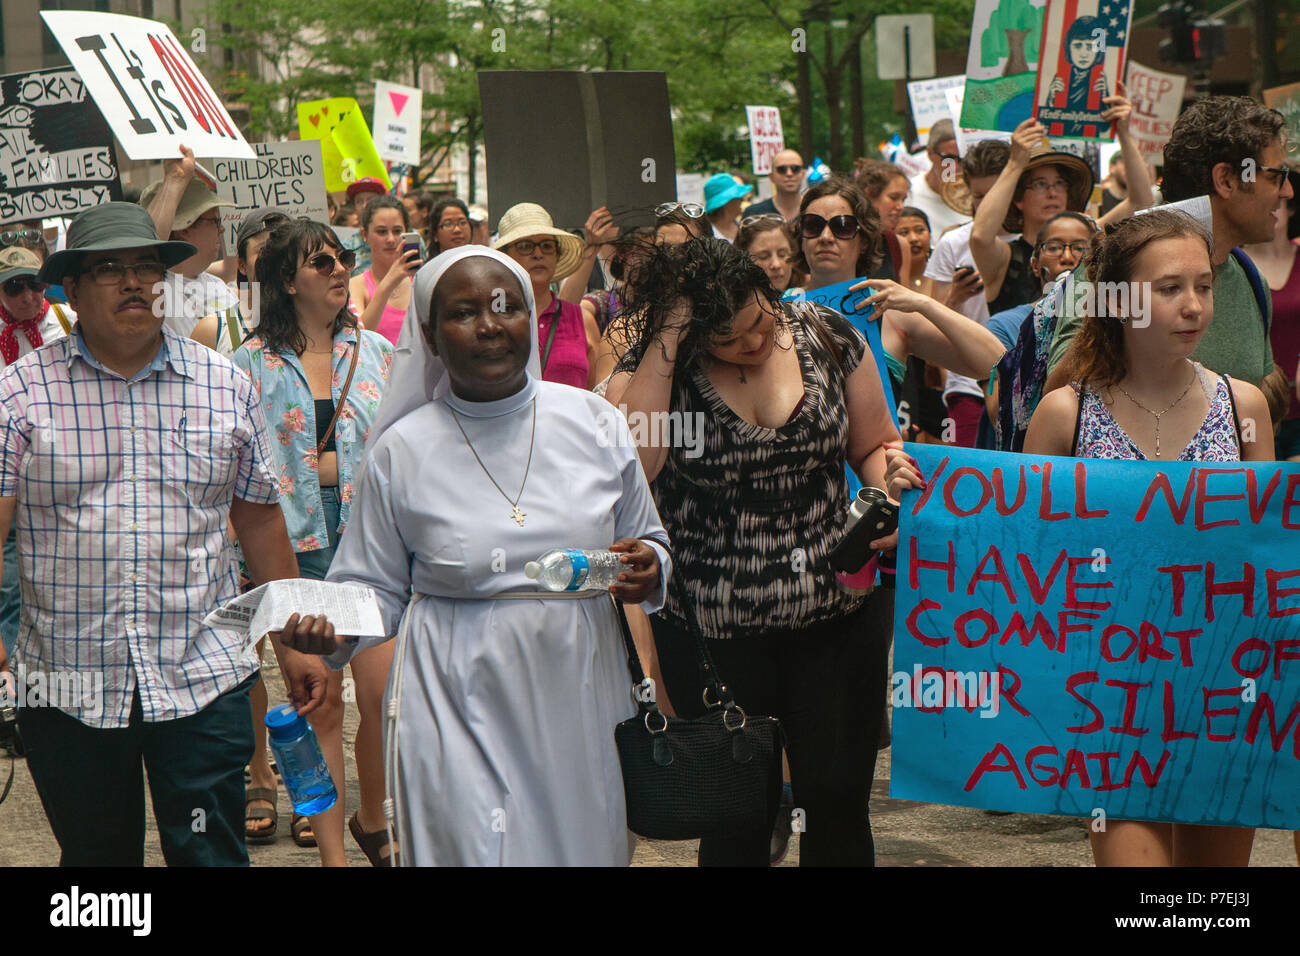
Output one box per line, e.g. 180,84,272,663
800,213,860,240
741,213,786,227
655,202,704,219
774,164,804,175
2,276,46,297
0,229,42,246
305,249,356,276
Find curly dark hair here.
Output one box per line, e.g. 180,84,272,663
1061,208,1213,391
1162,97,1287,202
614,236,785,376
793,176,883,279
254,219,358,356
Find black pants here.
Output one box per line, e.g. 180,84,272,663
652,592,892,866
19,673,257,866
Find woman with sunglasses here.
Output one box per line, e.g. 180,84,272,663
350,195,423,344
606,237,900,866
233,220,396,865
495,202,598,389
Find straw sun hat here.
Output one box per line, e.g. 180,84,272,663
492,203,585,281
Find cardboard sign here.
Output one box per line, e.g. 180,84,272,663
907,75,966,140
1034,0,1133,140
893,444,1300,829
1263,83,1300,166
1123,60,1187,164
40,11,253,160
961,0,1046,133
297,97,391,193
211,140,329,251
745,106,784,177
947,85,1012,157
372,81,422,165
0,67,122,226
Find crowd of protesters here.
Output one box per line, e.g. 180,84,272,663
0,85,1295,869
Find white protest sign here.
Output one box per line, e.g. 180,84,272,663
675,173,705,206
211,141,329,250
371,80,423,165
907,74,966,140
1124,60,1187,164
40,11,254,160
745,106,784,176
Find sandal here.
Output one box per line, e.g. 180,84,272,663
291,813,317,848
245,787,279,844
349,811,398,866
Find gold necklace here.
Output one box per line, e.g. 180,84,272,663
448,398,537,526
1112,362,1197,459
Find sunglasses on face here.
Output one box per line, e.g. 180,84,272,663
773,165,804,175
2,277,46,297
304,249,357,276
800,213,860,240
0,229,42,246
654,202,704,219
509,239,557,256
82,260,167,285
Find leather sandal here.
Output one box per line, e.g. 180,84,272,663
291,813,317,848
349,811,397,866
245,787,279,844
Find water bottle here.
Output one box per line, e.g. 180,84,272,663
264,703,338,816
525,548,624,592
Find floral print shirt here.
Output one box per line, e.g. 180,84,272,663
233,327,393,552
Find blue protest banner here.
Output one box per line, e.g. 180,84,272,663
892,443,1300,829
785,278,898,497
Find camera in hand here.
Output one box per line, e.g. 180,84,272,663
0,673,24,758
828,487,899,574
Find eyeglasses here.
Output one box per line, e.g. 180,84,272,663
741,213,786,227
1038,240,1091,257
1023,178,1070,194
82,260,167,285
304,249,357,276
192,214,223,228
0,229,42,246
773,164,804,175
800,213,860,240
2,277,46,297
439,218,471,230
508,239,557,256
1255,163,1293,186
655,202,704,219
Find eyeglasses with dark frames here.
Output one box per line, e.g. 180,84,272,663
800,213,861,240
508,239,558,256
82,260,167,285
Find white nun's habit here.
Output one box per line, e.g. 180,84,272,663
325,246,671,866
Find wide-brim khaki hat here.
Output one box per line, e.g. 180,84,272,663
139,177,235,231
492,203,584,281
1003,146,1094,234
40,203,196,286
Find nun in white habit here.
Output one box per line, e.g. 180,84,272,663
313,246,671,866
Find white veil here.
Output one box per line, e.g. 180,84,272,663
365,245,542,451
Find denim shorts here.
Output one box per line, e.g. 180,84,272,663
295,486,341,581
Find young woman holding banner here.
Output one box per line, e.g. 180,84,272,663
886,209,1272,866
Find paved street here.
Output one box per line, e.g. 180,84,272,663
2,650,1295,867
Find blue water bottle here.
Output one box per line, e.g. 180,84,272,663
265,703,338,816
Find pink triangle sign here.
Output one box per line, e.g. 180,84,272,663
388,91,410,117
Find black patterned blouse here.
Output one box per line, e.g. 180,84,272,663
653,303,868,639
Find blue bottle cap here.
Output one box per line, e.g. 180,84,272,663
265,702,308,742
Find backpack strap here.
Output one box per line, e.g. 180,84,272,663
224,305,244,352
1229,247,1270,332
1070,383,1084,456
50,303,72,336
1221,372,1243,455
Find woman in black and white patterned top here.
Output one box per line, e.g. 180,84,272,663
606,238,900,866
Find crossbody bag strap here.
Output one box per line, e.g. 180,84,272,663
540,297,562,374
316,330,361,456
50,303,72,336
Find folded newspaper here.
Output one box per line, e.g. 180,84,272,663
203,580,386,645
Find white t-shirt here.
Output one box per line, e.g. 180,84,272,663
162,271,239,338
923,221,1019,401
908,170,970,241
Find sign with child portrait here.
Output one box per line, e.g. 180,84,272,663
1034,0,1134,140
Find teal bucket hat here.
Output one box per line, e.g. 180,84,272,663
703,173,753,214
40,202,197,286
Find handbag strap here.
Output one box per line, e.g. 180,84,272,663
316,329,361,456
540,296,562,374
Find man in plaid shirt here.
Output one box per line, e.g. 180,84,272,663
0,203,332,866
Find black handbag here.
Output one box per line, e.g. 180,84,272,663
611,580,784,842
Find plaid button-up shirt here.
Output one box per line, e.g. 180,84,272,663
0,329,279,728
